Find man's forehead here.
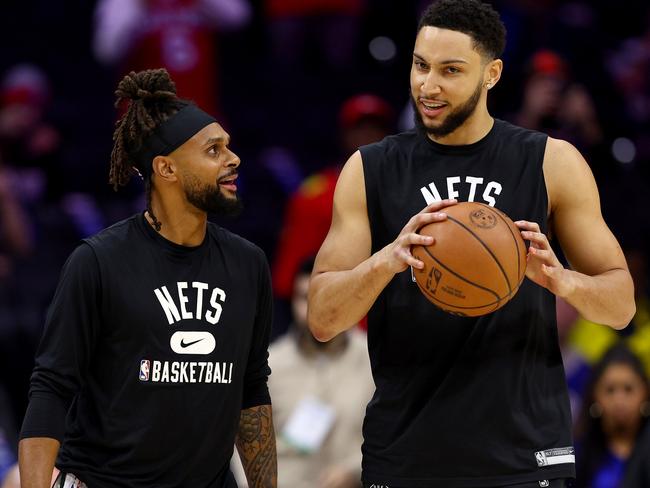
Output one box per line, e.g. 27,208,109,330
191,122,230,145
414,26,479,61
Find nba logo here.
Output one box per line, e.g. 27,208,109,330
139,360,150,381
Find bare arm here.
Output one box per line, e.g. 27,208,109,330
308,151,454,341
18,437,59,488
235,404,277,488
516,137,635,329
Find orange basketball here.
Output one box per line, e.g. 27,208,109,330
412,202,527,317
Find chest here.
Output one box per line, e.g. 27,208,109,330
96,250,257,364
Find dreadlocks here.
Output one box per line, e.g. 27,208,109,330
109,68,185,231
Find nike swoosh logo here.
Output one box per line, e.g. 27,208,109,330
180,338,204,348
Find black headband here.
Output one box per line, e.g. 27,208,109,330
134,104,216,175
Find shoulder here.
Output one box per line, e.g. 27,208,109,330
494,119,548,147
207,223,268,266
83,214,140,253
543,138,593,194
359,130,419,161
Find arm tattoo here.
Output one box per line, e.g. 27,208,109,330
235,404,277,488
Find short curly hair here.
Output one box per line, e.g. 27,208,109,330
418,0,506,60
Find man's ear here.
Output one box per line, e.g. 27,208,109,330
484,58,503,89
151,155,177,183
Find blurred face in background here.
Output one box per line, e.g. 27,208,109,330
595,362,649,435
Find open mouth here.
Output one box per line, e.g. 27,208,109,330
420,100,447,117
218,173,238,192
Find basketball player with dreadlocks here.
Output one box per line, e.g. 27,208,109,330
18,69,277,488
309,1,634,487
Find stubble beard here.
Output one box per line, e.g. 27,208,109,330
412,78,483,138
184,172,243,217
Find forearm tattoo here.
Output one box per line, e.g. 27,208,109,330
236,404,277,488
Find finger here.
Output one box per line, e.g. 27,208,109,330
527,247,560,267
401,250,425,269
405,233,434,246
521,230,550,248
408,211,449,231
515,220,541,233
418,199,458,214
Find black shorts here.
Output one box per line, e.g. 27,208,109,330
363,479,570,488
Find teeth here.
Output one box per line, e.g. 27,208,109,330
423,102,444,109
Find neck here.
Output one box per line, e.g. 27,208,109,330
608,433,637,459
147,189,207,247
429,107,494,146
605,423,641,459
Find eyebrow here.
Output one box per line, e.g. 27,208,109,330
413,53,468,65
204,136,229,146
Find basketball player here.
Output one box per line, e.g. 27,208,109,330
308,1,635,487
18,69,277,488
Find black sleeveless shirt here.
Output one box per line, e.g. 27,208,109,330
359,120,574,487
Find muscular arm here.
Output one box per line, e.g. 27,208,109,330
18,437,59,488
235,404,276,488
308,151,453,341
518,138,635,329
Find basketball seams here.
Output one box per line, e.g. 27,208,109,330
446,214,512,294
489,205,525,282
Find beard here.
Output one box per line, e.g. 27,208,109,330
184,171,243,217
412,78,483,138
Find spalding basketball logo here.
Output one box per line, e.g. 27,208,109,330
469,208,497,229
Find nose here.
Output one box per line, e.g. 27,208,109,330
421,71,442,97
226,148,241,168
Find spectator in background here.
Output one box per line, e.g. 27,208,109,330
606,9,650,163
272,94,393,305
575,343,650,488
265,0,365,72
0,64,62,202
622,421,650,487
93,0,251,117
512,49,603,155
235,258,374,488
556,296,591,423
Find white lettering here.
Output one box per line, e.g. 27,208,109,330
420,182,443,205
161,362,170,382
180,362,189,382
193,282,209,320
171,362,179,382
152,361,161,381
483,182,502,207
446,176,461,200
465,176,483,202
205,288,226,325
205,362,213,382
213,363,222,383
177,282,192,320
154,286,181,325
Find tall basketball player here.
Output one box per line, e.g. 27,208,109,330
308,1,635,487
18,69,276,488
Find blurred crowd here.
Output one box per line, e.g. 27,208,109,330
0,0,649,487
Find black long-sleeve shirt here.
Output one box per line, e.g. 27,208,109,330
21,213,272,487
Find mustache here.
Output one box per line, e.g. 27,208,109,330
217,169,239,183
